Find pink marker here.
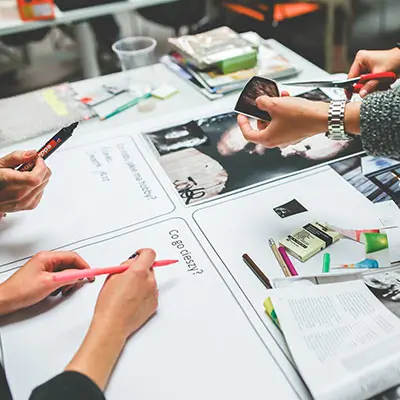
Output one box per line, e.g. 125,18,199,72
278,246,298,276
53,259,178,283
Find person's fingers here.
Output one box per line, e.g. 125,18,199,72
127,248,156,271
255,95,274,112
347,50,367,79
21,188,45,211
280,90,290,97
61,281,85,296
257,120,269,130
359,79,381,97
28,158,49,186
0,150,37,169
35,251,92,275
237,114,263,143
0,168,43,187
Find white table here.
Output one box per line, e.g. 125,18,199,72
0,40,332,400
0,0,178,78
71,38,329,136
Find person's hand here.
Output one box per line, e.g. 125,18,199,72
0,151,51,213
348,48,400,98
238,95,329,148
91,248,158,341
64,249,159,390
0,251,94,315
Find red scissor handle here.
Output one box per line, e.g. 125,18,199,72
353,72,397,93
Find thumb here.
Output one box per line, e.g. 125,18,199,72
255,95,274,111
0,150,37,168
359,79,380,97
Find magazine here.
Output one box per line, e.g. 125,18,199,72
269,268,400,400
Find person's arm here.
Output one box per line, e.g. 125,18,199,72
30,249,158,400
64,249,158,389
359,87,400,158
30,371,105,400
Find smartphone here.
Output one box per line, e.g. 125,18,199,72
234,76,280,121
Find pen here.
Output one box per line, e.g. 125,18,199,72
53,259,179,283
268,238,290,277
278,246,298,276
17,122,78,172
101,93,152,120
242,253,272,289
322,252,331,273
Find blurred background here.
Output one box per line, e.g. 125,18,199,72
0,0,398,98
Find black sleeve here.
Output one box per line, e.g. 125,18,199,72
29,371,105,400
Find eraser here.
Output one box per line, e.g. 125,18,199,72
152,84,179,100
279,221,340,262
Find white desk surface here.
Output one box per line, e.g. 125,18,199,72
71,39,329,137
0,0,177,36
0,41,336,400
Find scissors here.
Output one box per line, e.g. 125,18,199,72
283,72,397,96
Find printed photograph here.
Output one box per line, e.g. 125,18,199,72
330,154,400,205
234,76,279,121
145,90,363,206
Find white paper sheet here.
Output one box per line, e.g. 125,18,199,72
0,135,174,269
1,218,301,400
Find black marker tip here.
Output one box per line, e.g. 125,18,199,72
67,121,79,131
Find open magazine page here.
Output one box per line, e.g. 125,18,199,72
270,280,400,400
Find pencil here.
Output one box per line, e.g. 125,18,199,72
242,253,272,289
268,238,291,277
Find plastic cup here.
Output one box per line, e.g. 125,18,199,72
112,37,157,95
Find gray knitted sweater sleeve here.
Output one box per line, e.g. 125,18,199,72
360,87,400,159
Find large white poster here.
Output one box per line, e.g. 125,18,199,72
0,136,174,269
1,218,303,400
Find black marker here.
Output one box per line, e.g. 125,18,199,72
17,122,79,172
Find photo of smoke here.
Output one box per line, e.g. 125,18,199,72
145,107,363,206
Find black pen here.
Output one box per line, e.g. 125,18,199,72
17,122,79,172
242,253,272,289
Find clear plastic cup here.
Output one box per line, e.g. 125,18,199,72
112,37,157,96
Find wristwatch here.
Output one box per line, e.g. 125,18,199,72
326,100,352,140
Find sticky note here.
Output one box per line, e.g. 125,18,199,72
152,84,179,100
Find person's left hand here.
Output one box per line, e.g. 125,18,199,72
0,251,94,315
237,94,330,148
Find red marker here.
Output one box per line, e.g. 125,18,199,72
52,259,179,283
17,122,78,172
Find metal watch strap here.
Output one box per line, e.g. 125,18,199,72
327,100,351,140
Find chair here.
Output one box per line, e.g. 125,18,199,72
219,0,353,71
136,0,207,36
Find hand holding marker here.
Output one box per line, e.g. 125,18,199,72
17,122,78,172
0,123,78,221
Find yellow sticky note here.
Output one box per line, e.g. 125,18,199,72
263,297,280,328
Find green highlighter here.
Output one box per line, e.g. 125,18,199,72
101,92,152,120
322,252,331,273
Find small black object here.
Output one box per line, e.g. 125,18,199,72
273,199,307,218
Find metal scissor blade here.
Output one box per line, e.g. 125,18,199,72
282,79,352,88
